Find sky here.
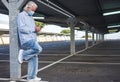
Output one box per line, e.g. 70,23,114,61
105,32,120,40
0,13,120,40
41,24,69,33
0,14,9,29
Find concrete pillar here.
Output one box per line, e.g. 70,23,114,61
67,17,77,55
102,34,104,41
96,33,98,43
70,20,75,55
70,30,75,54
99,34,101,42
100,34,102,41
85,27,88,49
91,27,95,45
100,34,104,41
92,32,95,45
100,34,102,42
9,0,21,80
2,0,27,81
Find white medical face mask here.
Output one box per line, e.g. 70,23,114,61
28,11,35,16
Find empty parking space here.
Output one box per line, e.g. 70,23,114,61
0,40,120,82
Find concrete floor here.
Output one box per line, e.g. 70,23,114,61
0,40,120,82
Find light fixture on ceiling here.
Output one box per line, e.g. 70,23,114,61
107,25,120,28
75,27,80,30
103,10,120,16
33,17,45,20
108,29,118,33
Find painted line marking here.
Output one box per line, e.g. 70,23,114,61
0,78,10,80
0,42,102,81
0,78,48,82
21,54,73,79
0,60,120,65
77,54,120,56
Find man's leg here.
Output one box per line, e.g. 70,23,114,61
19,40,42,80
27,55,38,80
22,41,42,60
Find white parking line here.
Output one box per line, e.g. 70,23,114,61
0,43,101,81
1,60,120,65
20,42,116,79
75,42,98,54
77,54,120,56
0,78,10,80
21,54,73,79
0,78,48,82
59,61,120,65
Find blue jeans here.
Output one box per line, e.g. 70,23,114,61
21,39,42,80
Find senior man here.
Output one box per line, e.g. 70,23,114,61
17,1,42,82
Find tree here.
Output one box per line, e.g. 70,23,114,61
61,29,70,34
81,35,92,38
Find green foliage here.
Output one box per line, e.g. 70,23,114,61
35,21,45,28
61,29,70,34
81,35,92,38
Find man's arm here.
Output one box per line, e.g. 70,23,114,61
17,14,32,34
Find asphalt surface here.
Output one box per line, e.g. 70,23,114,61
0,40,120,82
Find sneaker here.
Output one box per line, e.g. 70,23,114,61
27,77,41,82
34,77,42,81
18,49,24,64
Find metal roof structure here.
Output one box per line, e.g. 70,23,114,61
0,0,112,81
0,0,120,34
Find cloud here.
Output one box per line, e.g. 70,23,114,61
0,24,9,29
42,25,64,33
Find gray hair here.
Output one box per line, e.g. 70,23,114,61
24,1,38,10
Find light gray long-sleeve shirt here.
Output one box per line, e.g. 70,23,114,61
17,11,37,46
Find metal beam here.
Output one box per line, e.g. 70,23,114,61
36,0,74,18
102,7,120,12
1,0,9,9
0,9,8,15
45,0,75,17
17,0,28,10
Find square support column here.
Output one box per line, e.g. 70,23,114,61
92,32,95,45
70,25,75,55
102,34,104,41
96,33,98,43
91,27,95,45
67,17,77,55
9,0,21,80
2,0,27,81
99,34,101,42
85,27,88,49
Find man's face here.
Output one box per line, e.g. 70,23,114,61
27,6,37,16
31,6,37,12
